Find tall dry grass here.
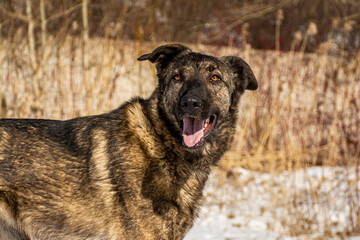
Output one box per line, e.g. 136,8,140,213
0,6,359,238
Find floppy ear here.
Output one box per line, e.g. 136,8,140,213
137,44,191,73
221,56,258,91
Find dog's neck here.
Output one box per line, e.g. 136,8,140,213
120,92,239,237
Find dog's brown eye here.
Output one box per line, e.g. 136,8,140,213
173,74,181,81
210,75,221,82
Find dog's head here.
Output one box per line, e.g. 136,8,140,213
138,44,257,151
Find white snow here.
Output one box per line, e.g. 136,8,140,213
185,167,360,240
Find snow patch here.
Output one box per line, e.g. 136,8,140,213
185,167,360,239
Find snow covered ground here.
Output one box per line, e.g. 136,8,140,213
185,167,360,240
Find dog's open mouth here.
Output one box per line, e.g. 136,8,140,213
180,114,217,148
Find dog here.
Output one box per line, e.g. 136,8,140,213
0,44,257,240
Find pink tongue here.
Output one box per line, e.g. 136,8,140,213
182,117,204,147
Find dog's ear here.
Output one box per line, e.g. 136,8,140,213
221,56,258,91
138,44,191,71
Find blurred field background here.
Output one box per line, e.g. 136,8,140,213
0,0,360,238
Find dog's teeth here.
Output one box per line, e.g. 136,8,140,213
204,118,211,130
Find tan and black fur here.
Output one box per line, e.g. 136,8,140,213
0,44,257,240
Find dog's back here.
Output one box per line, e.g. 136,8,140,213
0,118,86,190
0,116,128,240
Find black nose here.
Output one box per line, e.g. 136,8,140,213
181,95,202,114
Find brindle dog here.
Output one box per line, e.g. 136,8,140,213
0,44,257,240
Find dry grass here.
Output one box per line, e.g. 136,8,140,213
0,20,359,237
